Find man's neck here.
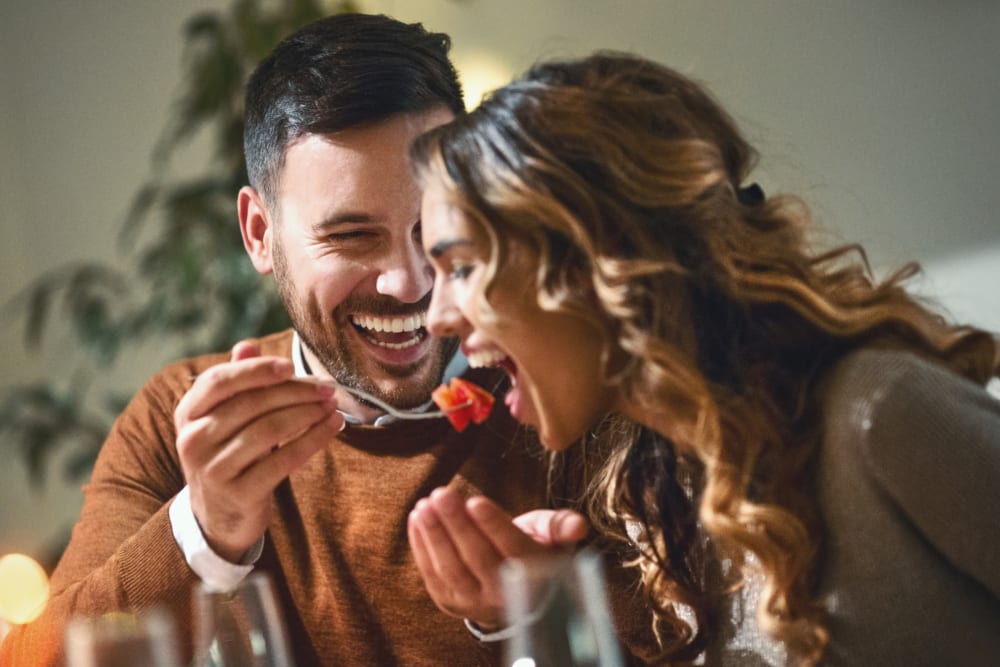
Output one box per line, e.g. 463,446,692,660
291,330,388,425
290,329,469,427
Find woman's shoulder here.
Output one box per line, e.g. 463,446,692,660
813,349,1000,663
819,346,1000,487
820,347,998,446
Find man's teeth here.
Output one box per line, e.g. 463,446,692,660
350,313,426,350
467,349,507,368
375,337,421,350
351,313,426,333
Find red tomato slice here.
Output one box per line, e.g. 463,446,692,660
432,382,472,432
450,378,495,424
432,378,495,431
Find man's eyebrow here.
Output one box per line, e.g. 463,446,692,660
428,238,474,258
311,212,375,234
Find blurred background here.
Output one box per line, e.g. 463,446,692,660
2,1,998,567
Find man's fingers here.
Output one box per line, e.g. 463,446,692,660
177,385,336,472
234,410,343,493
205,399,339,478
230,340,261,362
180,380,336,458
177,356,295,422
186,408,342,561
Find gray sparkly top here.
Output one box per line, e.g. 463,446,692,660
700,348,1000,665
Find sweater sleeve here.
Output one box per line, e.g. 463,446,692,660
0,366,200,666
856,352,1000,599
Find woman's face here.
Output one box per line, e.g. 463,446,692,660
421,180,616,450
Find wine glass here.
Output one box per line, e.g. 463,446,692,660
64,608,180,667
192,572,294,667
500,548,624,667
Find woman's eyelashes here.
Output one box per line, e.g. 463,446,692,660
448,261,474,281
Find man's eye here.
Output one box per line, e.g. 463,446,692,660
328,231,374,242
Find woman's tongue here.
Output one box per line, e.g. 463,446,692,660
504,385,519,414
503,367,536,425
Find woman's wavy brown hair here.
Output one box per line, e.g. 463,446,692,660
411,52,999,663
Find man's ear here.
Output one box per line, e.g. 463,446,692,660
238,185,274,275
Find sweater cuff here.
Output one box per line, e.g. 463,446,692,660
169,485,262,592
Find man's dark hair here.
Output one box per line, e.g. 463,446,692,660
244,13,465,201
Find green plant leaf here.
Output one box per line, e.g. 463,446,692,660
23,279,54,350
0,381,108,486
2,0,355,532
119,182,162,247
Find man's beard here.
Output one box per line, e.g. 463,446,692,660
272,238,457,409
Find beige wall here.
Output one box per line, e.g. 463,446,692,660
2,1,998,558
0,0,228,560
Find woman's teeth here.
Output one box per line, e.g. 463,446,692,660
467,349,508,368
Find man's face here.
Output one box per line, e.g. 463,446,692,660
267,108,457,409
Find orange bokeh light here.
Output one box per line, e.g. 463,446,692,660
0,553,50,624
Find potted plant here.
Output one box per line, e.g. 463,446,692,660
0,0,357,568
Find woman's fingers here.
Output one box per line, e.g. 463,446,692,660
426,488,507,581
409,499,484,603
509,507,590,548
408,489,591,628
463,495,582,557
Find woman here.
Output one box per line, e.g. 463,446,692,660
407,53,1000,664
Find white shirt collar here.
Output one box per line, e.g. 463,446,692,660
290,329,468,426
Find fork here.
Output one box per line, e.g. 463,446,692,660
293,376,471,420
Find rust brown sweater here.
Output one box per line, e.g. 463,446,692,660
0,330,654,666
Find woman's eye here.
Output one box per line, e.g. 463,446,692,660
448,263,474,280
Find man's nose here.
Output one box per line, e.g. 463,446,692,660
375,239,434,304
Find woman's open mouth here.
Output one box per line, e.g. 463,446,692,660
466,347,528,420
466,348,517,381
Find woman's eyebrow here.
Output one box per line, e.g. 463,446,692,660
428,238,474,258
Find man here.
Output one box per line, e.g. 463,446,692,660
0,14,599,666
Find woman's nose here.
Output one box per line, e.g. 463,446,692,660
426,279,466,339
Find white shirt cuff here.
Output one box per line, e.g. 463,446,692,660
169,485,263,592
463,618,518,643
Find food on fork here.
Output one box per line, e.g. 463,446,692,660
431,378,495,432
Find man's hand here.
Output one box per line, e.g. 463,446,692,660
407,486,589,630
174,341,345,562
